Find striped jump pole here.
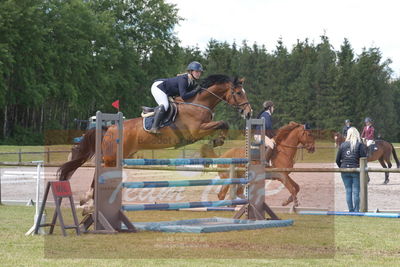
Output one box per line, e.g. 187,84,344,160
299,211,400,218
122,178,248,188
123,158,248,166
122,199,248,211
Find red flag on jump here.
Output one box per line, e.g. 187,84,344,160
112,100,119,110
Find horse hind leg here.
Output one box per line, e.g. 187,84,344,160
378,158,389,184
218,185,230,200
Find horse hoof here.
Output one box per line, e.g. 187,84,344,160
237,194,246,199
383,180,389,185
217,194,225,200
212,138,225,147
289,205,297,214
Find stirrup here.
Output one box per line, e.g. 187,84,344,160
149,127,160,134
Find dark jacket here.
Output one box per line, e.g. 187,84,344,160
342,125,351,137
336,141,367,168
156,74,199,100
256,110,274,138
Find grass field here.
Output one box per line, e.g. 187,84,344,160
0,205,399,266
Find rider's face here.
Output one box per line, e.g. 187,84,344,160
191,71,202,80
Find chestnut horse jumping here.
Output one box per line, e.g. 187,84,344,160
58,75,252,209
334,132,399,184
201,122,315,207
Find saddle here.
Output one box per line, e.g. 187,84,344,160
141,101,178,132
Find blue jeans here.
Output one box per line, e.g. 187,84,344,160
341,172,360,212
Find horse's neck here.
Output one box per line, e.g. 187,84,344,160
276,130,301,158
192,84,226,110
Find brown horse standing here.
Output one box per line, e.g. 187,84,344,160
334,132,400,184
58,75,252,209
201,122,315,207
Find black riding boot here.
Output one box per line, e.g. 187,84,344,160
265,146,273,166
149,105,166,134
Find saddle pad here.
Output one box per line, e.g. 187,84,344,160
143,116,173,132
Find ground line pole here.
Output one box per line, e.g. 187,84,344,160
360,157,368,212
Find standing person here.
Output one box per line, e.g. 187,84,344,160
361,117,375,153
256,100,275,165
342,119,352,138
149,61,203,134
336,127,367,212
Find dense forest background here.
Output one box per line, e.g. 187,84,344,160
1,0,400,144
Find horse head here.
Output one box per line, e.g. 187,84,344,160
198,75,252,119
297,125,316,153
225,77,252,119
275,122,315,153
333,132,344,148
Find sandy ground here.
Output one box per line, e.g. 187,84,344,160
1,162,399,212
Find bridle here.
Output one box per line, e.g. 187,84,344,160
198,83,250,112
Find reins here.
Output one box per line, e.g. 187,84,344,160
198,85,250,112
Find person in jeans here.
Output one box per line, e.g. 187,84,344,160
336,127,367,212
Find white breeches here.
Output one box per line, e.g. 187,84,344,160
151,81,169,110
254,135,275,149
366,139,374,147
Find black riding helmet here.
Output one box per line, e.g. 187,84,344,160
187,61,203,72
365,117,372,123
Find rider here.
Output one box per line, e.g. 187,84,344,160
342,119,352,138
256,100,275,165
149,61,203,134
361,117,375,153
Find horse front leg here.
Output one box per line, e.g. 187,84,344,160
196,120,229,147
278,173,299,207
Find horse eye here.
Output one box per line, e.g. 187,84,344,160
236,91,242,95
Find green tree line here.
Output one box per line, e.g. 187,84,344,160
1,0,399,144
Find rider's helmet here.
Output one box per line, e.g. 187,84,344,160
345,119,351,124
187,61,203,72
263,100,274,110
365,117,372,123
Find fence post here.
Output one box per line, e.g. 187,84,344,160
359,157,368,212
0,169,2,205
46,148,50,163
18,148,22,163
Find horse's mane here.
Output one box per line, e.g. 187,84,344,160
274,122,301,143
201,74,232,88
201,75,244,90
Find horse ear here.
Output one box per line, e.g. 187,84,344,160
304,123,311,130
239,77,245,84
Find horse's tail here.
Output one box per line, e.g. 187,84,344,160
57,127,106,180
390,143,400,168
